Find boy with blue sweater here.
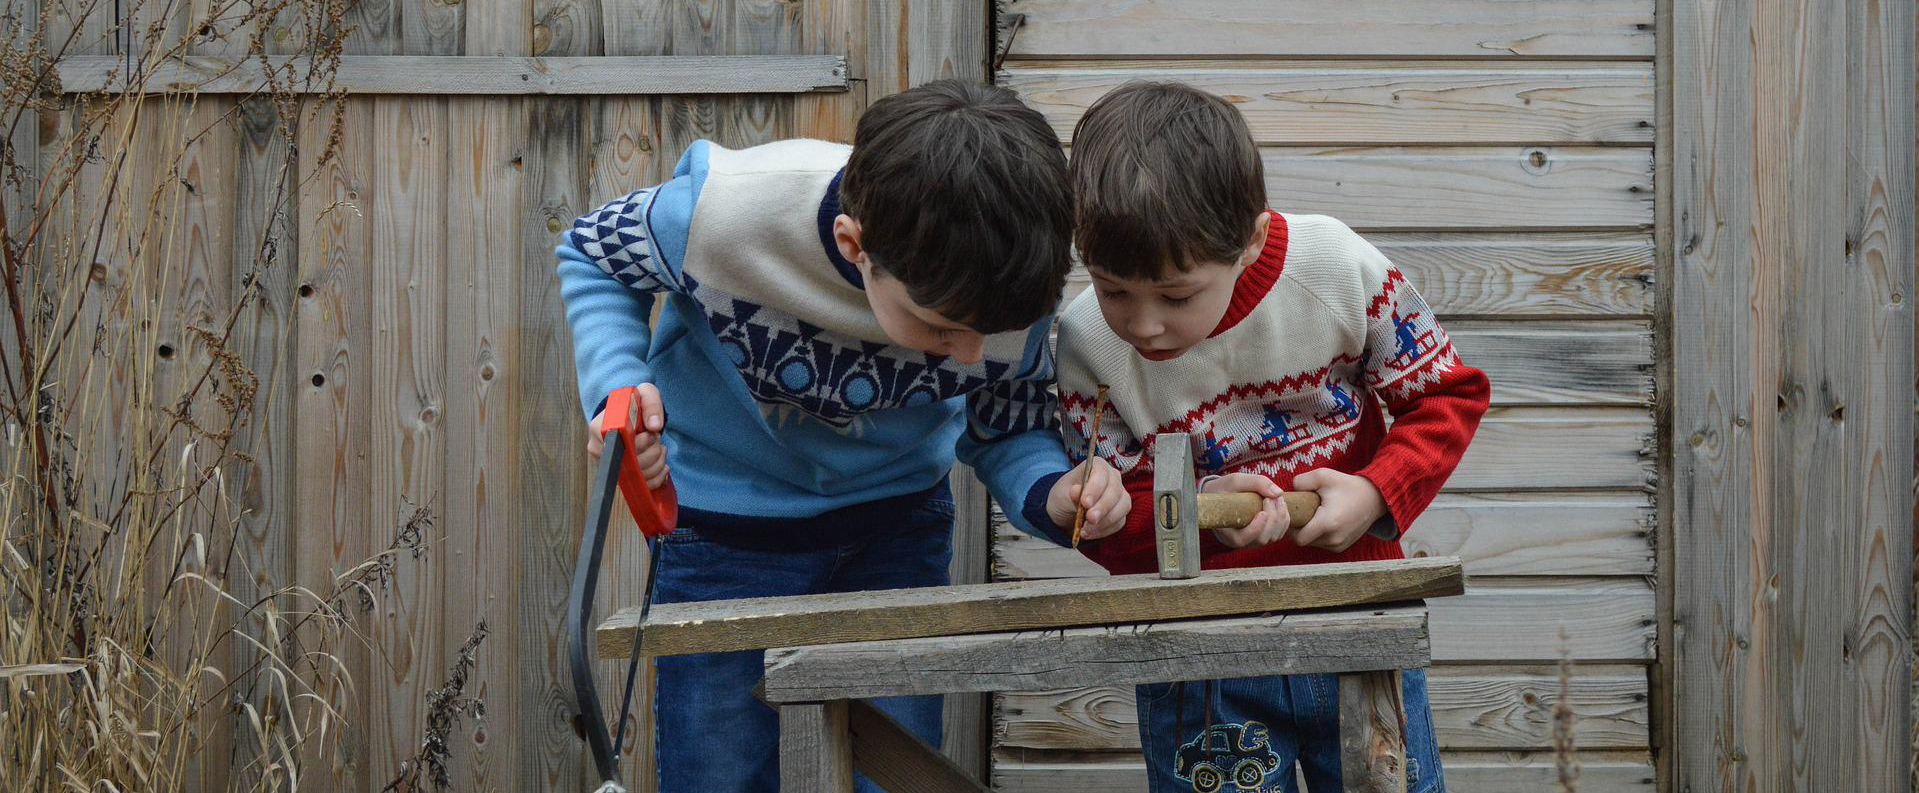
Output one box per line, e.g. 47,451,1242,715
555,80,1128,789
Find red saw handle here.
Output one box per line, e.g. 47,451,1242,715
603,385,678,537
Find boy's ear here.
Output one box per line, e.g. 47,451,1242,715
1240,211,1272,266
833,214,868,273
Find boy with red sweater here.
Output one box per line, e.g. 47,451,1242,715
1058,82,1489,791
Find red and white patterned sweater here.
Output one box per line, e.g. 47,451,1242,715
1056,211,1491,575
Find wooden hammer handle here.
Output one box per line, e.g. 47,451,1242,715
1196,491,1319,530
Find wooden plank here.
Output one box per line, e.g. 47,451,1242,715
996,665,1652,752
293,97,376,792
1340,670,1407,792
1445,407,1652,491
53,55,851,94
988,749,1656,792
1433,579,1653,663
442,95,524,793
1256,146,1652,231
518,95,593,793
908,0,986,82
1005,62,1655,145
603,556,1463,658
847,699,992,793
1448,321,1652,406
1064,233,1655,318
403,0,464,54
532,0,599,57
943,467,993,779
993,492,1653,580
762,606,1431,702
367,94,449,789
1840,0,1913,783
780,701,854,792
1001,0,1654,59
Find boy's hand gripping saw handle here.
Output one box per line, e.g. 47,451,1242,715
565,386,678,790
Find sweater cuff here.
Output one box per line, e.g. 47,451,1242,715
1357,451,1421,541
1020,470,1070,547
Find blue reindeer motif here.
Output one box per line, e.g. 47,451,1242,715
1196,429,1236,472
1253,405,1310,453
1388,310,1437,368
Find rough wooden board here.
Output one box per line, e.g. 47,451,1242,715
761,606,1431,702
1340,670,1407,792
1062,232,1655,319
403,0,464,54
993,492,1653,580
293,97,375,792
909,0,987,82
988,749,1656,792
1444,321,1653,406
533,0,599,56
1257,146,1652,231
600,557,1463,658
848,699,992,793
1432,579,1654,663
54,55,851,94
996,665,1652,751
780,701,853,792
1445,407,1652,491
1005,62,1654,145
442,95,525,792
1002,0,1653,59
368,93,449,789
943,467,994,780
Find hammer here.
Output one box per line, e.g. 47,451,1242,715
1152,432,1319,578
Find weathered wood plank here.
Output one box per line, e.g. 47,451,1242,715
1062,233,1656,318
781,700,854,792
54,55,852,94
908,0,986,82
993,492,1653,580
762,606,1431,702
403,0,464,55
996,665,1651,751
1449,321,1652,406
602,557,1463,658
847,699,992,793
1257,147,1652,230
1433,579,1653,663
1840,0,1914,783
1340,670,1407,792
944,467,993,779
519,95,593,792
368,94,449,789
1001,0,1654,59
442,95,524,793
1006,62,1654,144
988,749,1656,792
532,0,599,57
1445,407,1652,491
293,96,375,793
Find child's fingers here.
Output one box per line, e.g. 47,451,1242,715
636,382,667,431
1242,511,1271,545
1257,505,1288,545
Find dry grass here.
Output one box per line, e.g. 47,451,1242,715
0,0,455,790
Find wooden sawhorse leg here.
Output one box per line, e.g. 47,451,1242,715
778,699,992,793
1339,670,1408,792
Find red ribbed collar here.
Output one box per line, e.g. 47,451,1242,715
1208,210,1288,338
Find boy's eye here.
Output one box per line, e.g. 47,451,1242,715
1163,294,1195,307
1100,289,1129,300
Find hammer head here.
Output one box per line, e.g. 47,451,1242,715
1152,432,1202,579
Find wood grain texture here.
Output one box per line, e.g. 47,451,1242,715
1446,321,1652,406
532,0,599,57
293,97,375,792
403,0,465,55
847,699,993,793
908,0,986,83
988,749,1656,792
780,700,854,793
996,665,1651,752
995,492,1653,580
943,467,994,780
1257,146,1652,230
1340,670,1407,792
762,606,1431,701
518,95,593,792
1001,0,1654,59
1061,233,1656,317
368,94,449,789
54,55,851,94
603,557,1463,658
442,95,525,793
1433,578,1653,663
1006,62,1654,145
1442,406,1652,491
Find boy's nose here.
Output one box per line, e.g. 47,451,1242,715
1129,314,1163,341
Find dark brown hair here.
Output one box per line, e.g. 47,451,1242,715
1070,81,1266,280
840,79,1073,333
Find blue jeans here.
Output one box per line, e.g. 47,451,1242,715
1136,670,1445,793
649,487,953,791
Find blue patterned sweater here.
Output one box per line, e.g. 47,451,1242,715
555,139,1070,540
